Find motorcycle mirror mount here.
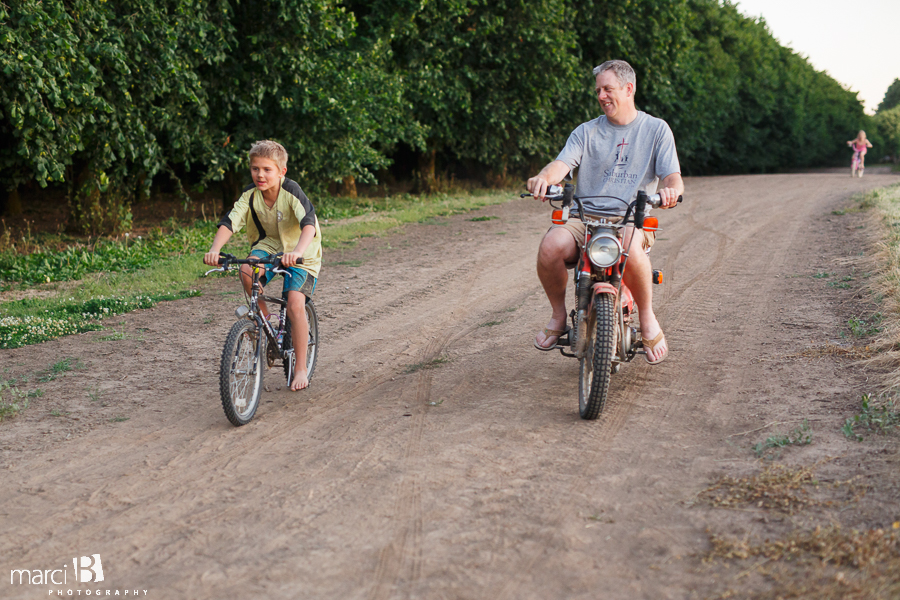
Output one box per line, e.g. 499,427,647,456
634,191,648,229
562,183,575,208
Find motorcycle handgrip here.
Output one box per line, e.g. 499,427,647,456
647,194,683,208
520,184,563,199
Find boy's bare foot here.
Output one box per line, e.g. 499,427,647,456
290,368,309,391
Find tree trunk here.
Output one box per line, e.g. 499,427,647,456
221,169,243,214
340,175,357,198
4,187,23,216
417,149,437,194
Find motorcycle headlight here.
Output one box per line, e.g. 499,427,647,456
586,234,622,268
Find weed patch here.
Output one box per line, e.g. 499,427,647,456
468,216,497,221
479,320,504,327
706,525,900,600
404,356,451,374
848,313,882,337
700,464,818,514
0,379,29,422
753,420,813,457
842,393,900,441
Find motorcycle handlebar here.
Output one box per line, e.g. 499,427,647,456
522,188,683,208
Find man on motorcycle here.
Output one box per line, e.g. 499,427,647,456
526,59,684,364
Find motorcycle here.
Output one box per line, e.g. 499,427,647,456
523,184,681,419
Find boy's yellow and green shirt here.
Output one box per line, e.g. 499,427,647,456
219,177,322,278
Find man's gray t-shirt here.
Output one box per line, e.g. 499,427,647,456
555,111,681,215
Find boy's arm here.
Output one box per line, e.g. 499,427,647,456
281,224,317,267
204,225,234,266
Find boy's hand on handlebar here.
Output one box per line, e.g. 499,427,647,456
204,251,222,266
657,187,680,209
281,251,302,267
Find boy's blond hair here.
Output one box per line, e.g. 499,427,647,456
249,140,288,171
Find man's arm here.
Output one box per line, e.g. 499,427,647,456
657,173,684,209
526,160,571,201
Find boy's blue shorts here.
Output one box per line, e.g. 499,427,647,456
249,250,317,298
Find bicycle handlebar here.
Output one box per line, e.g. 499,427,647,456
203,252,302,277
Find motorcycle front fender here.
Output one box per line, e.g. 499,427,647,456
592,282,618,296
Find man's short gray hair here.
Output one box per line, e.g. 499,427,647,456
592,60,636,89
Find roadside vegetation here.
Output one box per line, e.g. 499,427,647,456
698,183,900,598
2,0,882,236
0,189,510,350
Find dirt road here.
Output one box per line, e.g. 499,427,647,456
2,169,899,599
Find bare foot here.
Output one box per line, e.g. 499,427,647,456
290,369,309,391
535,315,568,349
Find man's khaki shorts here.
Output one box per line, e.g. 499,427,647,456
550,217,655,253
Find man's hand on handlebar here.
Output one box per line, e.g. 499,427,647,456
526,176,553,202
656,187,680,209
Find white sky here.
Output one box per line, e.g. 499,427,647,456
733,0,900,113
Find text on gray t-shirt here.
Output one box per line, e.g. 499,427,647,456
555,111,681,215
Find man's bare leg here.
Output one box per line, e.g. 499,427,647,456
286,290,309,391
535,228,579,348
621,227,667,363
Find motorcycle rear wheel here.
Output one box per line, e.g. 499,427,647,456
579,293,616,420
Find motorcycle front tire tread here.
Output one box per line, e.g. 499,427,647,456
581,293,616,420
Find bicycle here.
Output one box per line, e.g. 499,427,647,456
205,252,319,426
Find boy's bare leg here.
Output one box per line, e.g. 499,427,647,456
240,264,268,318
286,290,309,391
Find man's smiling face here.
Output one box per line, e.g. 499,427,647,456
595,70,634,125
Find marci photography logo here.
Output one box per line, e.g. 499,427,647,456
9,554,148,596
74,555,104,583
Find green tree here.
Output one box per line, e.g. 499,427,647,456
877,78,900,113
352,0,583,190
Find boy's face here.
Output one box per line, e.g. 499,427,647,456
250,156,287,194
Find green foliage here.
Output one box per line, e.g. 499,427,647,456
0,0,874,229
842,394,900,441
0,290,200,348
872,106,900,162
752,420,812,457
0,219,218,285
878,78,900,113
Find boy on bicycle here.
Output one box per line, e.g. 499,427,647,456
203,140,322,391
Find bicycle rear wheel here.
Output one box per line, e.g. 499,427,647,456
283,300,320,384
220,319,264,426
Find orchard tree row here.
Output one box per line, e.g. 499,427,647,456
0,0,877,234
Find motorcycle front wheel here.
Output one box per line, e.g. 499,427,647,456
579,293,616,420
220,319,264,426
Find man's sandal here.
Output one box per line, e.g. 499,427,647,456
643,331,668,365
534,328,569,351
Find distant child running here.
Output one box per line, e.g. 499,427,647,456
204,140,322,391
846,130,873,177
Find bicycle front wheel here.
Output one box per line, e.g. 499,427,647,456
220,319,264,426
